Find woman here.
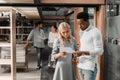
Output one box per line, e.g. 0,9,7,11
51,22,78,80
48,24,58,68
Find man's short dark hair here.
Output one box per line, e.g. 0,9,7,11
77,12,89,21
36,21,43,26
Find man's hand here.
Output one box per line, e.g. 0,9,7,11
24,41,29,49
72,57,79,64
24,44,28,49
73,51,83,57
73,51,90,57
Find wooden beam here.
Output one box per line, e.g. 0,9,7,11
41,0,105,4
10,9,16,80
0,3,99,7
94,5,106,80
94,6,106,42
74,8,84,80
74,8,84,48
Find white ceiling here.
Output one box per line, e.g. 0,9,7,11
0,0,40,19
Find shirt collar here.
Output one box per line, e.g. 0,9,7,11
84,25,93,32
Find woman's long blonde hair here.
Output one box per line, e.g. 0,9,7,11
58,22,73,45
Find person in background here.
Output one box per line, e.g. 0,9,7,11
51,22,78,80
25,21,46,69
47,24,58,68
73,12,103,80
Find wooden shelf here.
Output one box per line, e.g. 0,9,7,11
16,34,28,35
0,75,11,80
0,16,9,19
0,59,11,65
0,7,16,80
0,27,11,29
17,26,34,28
0,42,11,47
0,7,12,12
0,77,11,80
0,34,10,35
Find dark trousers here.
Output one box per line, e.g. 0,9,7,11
48,47,57,67
35,47,43,67
48,47,52,64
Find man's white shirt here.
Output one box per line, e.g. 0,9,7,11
77,25,103,71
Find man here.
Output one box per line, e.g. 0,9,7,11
25,21,46,69
73,12,103,80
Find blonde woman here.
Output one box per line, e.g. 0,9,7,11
51,22,78,80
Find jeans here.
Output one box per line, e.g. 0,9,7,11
79,64,97,80
35,47,43,67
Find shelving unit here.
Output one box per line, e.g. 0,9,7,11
16,26,34,43
16,18,35,43
0,7,16,80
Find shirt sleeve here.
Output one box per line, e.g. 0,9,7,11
89,29,103,56
51,38,59,61
27,29,34,41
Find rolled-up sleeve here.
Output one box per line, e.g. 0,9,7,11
89,30,103,56
27,29,34,41
51,38,59,61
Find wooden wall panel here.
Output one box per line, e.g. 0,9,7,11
74,8,83,80
41,0,105,4
74,8,83,48
94,5,106,80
